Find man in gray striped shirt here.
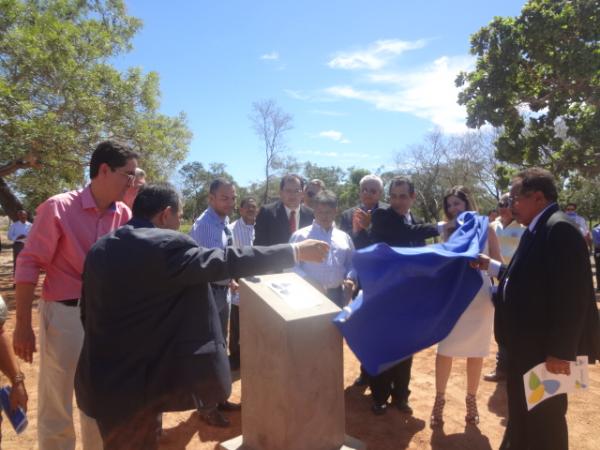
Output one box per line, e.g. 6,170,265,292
227,196,257,370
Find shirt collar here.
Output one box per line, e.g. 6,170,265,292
528,202,557,232
81,185,117,212
284,205,299,217
312,220,335,234
240,217,254,227
128,217,155,229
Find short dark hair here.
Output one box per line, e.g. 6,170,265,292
209,177,234,195
240,196,257,208
313,190,337,209
280,174,305,191
513,168,558,202
89,140,139,179
132,183,180,221
443,185,477,220
388,176,415,195
566,202,577,209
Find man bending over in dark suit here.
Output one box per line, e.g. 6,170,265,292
75,183,329,450
475,168,600,450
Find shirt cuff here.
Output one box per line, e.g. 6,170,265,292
488,259,502,278
437,222,445,235
290,243,299,263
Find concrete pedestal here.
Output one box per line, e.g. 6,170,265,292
220,273,364,450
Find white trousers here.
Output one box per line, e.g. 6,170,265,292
38,301,102,450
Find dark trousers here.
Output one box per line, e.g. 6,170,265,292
500,365,568,450
495,343,508,373
594,247,600,289
97,409,162,450
12,241,24,275
211,285,230,341
369,357,412,405
229,304,240,368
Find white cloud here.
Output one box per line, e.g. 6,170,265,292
318,130,351,144
328,39,426,70
260,51,280,60
324,55,475,133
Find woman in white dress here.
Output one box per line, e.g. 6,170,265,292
430,186,502,427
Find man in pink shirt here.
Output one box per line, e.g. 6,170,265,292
13,140,138,450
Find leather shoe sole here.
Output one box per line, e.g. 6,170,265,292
218,401,241,412
483,371,506,382
371,403,387,416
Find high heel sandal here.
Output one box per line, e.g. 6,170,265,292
430,393,445,427
465,393,480,425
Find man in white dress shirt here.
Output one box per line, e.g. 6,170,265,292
227,196,257,370
7,210,32,276
290,190,356,307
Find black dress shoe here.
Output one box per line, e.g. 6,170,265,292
483,370,506,382
218,400,241,412
200,409,230,428
371,403,387,416
394,400,413,415
353,374,368,387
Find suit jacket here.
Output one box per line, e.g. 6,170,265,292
75,217,295,425
339,202,389,250
370,207,439,247
254,201,314,246
494,204,600,373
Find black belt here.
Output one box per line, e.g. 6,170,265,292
210,284,229,291
58,299,79,307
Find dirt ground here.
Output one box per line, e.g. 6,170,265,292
0,243,599,449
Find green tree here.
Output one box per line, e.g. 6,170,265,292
456,0,600,177
0,0,191,218
178,162,234,220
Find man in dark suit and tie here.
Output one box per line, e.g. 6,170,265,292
477,168,600,450
254,174,314,246
367,176,440,415
339,174,388,387
75,183,329,450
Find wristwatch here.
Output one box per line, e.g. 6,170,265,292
12,372,25,386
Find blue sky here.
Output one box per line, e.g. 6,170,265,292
114,0,525,185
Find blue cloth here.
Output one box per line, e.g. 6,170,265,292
333,212,488,375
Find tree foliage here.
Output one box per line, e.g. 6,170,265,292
0,0,191,217
456,0,600,177
395,129,504,221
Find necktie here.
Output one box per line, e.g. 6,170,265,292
224,224,233,247
289,210,296,234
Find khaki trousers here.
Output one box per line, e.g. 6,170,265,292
38,301,102,450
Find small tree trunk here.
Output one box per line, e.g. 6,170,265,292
0,177,25,221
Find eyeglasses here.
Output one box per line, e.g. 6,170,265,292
361,187,380,195
306,191,317,198
113,169,135,185
507,192,532,207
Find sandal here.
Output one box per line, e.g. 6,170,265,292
430,392,445,427
465,393,480,425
